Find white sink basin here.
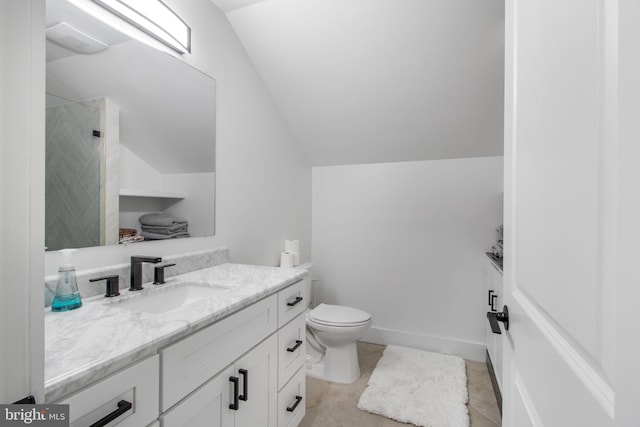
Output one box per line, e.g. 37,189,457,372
112,282,227,314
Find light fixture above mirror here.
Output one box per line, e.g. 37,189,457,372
91,0,191,53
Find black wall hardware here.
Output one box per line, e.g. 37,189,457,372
239,369,248,402
13,396,36,404
286,396,303,412
89,400,132,427
153,263,176,285
287,340,303,352
287,296,303,307
229,376,239,410
92,130,101,137
488,290,494,306
90,275,120,297
487,305,509,334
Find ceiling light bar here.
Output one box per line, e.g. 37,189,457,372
92,0,190,53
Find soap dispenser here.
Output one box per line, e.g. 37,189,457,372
51,249,82,312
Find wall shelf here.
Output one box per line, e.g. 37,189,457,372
119,189,186,200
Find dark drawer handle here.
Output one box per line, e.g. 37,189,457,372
239,369,248,402
229,376,239,410
286,395,303,412
287,340,303,352
89,400,132,427
287,296,303,307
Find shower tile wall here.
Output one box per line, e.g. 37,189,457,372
46,99,102,251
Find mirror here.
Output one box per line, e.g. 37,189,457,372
45,0,215,251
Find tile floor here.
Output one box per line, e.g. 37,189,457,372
299,342,501,427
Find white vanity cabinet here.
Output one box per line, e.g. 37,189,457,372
160,277,308,427
50,274,308,427
485,258,503,404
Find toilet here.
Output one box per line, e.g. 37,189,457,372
297,262,372,384
305,303,372,383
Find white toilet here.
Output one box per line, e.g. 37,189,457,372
305,303,372,384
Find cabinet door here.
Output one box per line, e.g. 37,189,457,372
233,334,278,427
160,365,234,427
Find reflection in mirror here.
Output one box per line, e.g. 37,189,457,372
45,0,216,251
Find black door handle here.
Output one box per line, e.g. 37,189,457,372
229,376,239,410
287,296,303,307
239,369,248,402
286,395,303,412
89,400,132,427
487,305,509,334
287,340,303,352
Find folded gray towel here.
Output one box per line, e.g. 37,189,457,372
139,213,188,227
141,224,188,234
140,230,190,240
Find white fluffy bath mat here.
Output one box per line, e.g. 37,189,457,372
357,345,469,427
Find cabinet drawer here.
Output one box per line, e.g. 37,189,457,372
278,312,306,390
57,355,159,427
278,278,307,328
277,367,306,427
161,295,278,411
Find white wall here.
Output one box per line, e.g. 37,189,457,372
45,0,312,275
312,156,503,360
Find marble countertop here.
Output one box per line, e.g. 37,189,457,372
44,263,308,402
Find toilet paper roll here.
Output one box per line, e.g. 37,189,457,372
280,252,294,269
284,239,299,254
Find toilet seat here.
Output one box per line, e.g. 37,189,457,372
308,303,371,327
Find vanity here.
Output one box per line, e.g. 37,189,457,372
45,262,308,427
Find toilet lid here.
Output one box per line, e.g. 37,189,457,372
308,303,371,327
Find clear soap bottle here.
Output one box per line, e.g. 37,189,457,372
51,249,82,312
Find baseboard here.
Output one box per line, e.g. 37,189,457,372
361,326,486,361
486,350,503,414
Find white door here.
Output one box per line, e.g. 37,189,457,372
0,0,45,404
502,1,640,426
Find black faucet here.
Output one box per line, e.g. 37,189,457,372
130,255,162,291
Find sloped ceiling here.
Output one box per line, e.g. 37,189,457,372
212,0,504,166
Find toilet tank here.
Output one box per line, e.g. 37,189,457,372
297,262,315,308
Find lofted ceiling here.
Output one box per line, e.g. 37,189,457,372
211,0,505,166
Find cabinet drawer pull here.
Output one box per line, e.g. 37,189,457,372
287,296,303,307
229,376,239,410
286,395,303,412
239,369,248,402
89,400,132,427
287,340,303,352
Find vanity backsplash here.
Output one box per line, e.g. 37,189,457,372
44,247,230,307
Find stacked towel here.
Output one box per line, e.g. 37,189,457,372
139,213,190,240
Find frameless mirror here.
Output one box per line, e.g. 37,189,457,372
45,0,215,251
